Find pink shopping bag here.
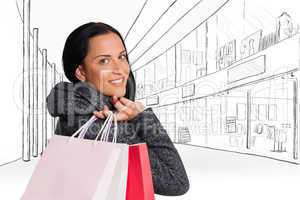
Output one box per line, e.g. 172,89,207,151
21,112,129,200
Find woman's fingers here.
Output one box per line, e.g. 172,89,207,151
135,101,145,112
93,110,105,119
93,108,127,122
119,97,135,109
93,105,110,119
113,97,145,121
103,105,110,117
111,95,118,104
94,96,145,122
114,100,130,114
115,112,128,121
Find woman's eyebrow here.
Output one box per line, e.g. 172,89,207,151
93,50,127,59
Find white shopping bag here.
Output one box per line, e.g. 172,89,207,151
21,111,128,200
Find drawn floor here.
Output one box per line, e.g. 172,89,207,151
0,144,299,200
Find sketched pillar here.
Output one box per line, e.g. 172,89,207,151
32,28,39,157
246,90,252,149
204,97,208,145
22,0,31,162
42,49,48,151
30,36,34,159
52,63,56,136
293,79,298,159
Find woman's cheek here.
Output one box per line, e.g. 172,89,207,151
97,69,109,82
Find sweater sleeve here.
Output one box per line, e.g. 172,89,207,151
129,107,190,196
46,81,98,117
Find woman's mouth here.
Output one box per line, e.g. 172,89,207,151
109,77,124,86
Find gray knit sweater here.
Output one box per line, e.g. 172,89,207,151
46,81,189,196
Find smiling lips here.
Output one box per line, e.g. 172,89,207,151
109,77,124,86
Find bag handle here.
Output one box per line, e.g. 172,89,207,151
68,115,98,139
77,116,98,139
79,112,113,140
68,111,112,141
68,111,118,144
93,113,118,145
98,113,113,141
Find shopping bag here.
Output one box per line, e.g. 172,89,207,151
21,111,128,200
126,143,155,200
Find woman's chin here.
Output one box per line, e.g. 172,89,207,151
114,91,126,98
106,88,125,97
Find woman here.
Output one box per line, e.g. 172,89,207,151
46,22,190,196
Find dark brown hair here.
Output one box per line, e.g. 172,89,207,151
62,22,136,101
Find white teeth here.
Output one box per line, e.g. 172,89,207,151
110,78,123,84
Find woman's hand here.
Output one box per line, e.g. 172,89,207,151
93,96,145,121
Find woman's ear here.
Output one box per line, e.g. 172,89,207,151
75,65,86,81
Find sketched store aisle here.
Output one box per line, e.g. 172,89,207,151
2,0,300,199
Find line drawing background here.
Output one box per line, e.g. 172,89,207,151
1,0,300,199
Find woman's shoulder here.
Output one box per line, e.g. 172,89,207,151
46,81,109,117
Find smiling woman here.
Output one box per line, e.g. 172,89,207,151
46,22,190,196
62,22,136,100
73,32,130,98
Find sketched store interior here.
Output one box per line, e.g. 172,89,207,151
2,0,300,168
173,70,298,163
134,0,300,164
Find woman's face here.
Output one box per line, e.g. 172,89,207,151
75,32,130,97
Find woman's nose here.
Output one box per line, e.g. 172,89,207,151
111,60,122,73
112,69,122,75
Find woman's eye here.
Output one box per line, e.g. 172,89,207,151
99,58,109,64
120,54,127,60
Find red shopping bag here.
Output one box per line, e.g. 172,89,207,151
126,143,155,200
